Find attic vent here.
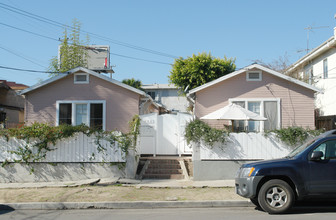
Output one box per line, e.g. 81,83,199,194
74,73,89,84
247,71,262,81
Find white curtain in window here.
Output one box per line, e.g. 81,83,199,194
232,101,245,131
76,104,88,125
264,101,278,131
248,102,260,132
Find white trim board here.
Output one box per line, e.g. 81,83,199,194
188,64,322,95
56,100,106,130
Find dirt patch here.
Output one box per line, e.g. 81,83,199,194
0,186,242,203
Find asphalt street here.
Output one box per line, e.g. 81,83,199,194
2,206,336,220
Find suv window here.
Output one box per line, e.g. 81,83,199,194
310,140,336,160
287,139,316,158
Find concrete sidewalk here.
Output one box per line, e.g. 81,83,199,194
118,178,236,188
0,178,251,210
0,178,235,189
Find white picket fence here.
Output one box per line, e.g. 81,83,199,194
0,132,125,162
199,133,297,160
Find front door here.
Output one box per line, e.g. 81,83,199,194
308,139,336,194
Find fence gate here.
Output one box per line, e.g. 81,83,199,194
138,113,193,156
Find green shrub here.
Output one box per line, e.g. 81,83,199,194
185,120,228,147
266,127,323,147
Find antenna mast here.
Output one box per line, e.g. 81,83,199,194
304,26,329,53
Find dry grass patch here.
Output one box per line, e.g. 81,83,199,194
0,186,242,203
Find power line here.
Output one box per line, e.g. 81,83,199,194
0,3,66,29
290,66,336,85
0,60,170,75
0,2,179,59
1,1,60,37
0,44,47,68
110,52,172,65
0,22,59,42
0,22,172,66
0,65,56,73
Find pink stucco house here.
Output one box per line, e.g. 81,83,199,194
188,64,321,132
21,67,161,133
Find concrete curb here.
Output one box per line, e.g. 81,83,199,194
0,200,252,210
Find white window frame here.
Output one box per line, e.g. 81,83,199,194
74,73,89,84
229,98,281,132
304,67,313,84
323,59,328,79
246,71,262,81
56,100,106,130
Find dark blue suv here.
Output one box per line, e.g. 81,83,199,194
235,129,336,214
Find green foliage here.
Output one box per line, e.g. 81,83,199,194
185,120,228,147
0,115,141,168
129,114,141,146
0,123,96,164
48,19,89,74
122,78,143,90
266,127,323,147
169,52,236,94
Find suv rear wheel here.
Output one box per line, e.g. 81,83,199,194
258,179,294,214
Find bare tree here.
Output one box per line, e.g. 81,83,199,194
252,53,295,77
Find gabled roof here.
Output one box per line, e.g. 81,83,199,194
188,64,322,95
0,80,28,90
21,67,147,96
285,31,336,74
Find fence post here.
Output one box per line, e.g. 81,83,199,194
125,148,137,178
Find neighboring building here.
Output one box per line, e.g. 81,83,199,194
188,64,321,132
142,84,189,113
59,45,114,75
0,80,28,128
21,67,161,133
4,81,29,92
285,27,336,117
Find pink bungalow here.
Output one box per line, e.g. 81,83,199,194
21,67,162,133
188,64,321,132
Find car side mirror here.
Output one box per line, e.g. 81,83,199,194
311,151,324,161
